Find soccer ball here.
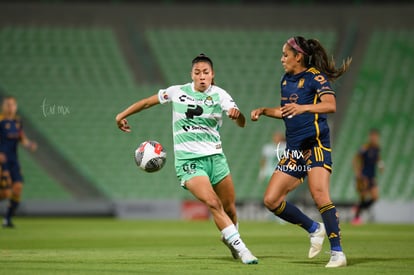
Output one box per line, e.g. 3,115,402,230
134,141,167,172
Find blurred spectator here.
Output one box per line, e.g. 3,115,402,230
352,128,384,225
258,132,286,184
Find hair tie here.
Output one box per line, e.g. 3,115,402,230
287,37,308,55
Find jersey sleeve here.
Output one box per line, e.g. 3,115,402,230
219,89,239,112
311,73,335,98
157,86,177,104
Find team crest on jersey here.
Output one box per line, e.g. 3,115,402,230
282,80,287,86
5,123,10,129
204,96,214,106
297,78,305,88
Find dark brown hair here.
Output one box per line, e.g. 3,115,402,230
288,36,352,81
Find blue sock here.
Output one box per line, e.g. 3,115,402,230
5,198,19,223
319,203,342,252
273,201,318,233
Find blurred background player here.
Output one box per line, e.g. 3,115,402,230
116,54,258,264
352,128,384,225
258,131,286,184
251,36,351,268
0,96,37,228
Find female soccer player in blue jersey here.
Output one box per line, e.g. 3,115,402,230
251,36,351,267
0,96,37,228
352,128,383,225
116,54,257,264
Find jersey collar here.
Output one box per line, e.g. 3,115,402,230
191,82,212,94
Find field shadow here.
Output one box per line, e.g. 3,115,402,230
289,257,397,267
347,257,396,266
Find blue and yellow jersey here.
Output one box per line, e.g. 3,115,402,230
280,67,335,150
0,115,23,161
358,144,380,179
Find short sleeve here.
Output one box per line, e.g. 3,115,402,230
312,73,335,98
219,90,239,112
158,86,175,104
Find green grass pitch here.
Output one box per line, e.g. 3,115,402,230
0,218,413,274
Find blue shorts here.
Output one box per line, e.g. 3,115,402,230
356,176,377,191
276,145,332,181
3,160,24,183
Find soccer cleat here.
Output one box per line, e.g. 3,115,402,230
351,217,363,226
308,222,325,258
325,251,347,268
239,249,258,264
2,219,15,229
221,236,239,259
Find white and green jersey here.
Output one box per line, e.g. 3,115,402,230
158,82,238,160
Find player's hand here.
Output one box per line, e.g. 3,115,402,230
0,153,6,164
28,141,38,152
280,103,305,118
116,116,131,133
227,108,240,120
250,108,263,121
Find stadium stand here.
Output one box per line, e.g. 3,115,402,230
0,26,179,200
331,30,414,202
4,25,412,203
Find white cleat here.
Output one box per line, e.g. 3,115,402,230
221,236,239,259
325,251,347,268
239,249,258,264
308,222,326,258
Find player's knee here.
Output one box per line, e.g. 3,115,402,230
0,189,11,199
263,194,282,211
12,183,23,196
204,196,223,212
311,192,331,208
223,203,236,219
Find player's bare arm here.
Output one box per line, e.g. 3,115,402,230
281,94,336,117
228,108,246,128
250,107,282,121
115,94,160,132
20,131,37,152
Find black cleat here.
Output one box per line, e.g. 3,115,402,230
2,219,15,229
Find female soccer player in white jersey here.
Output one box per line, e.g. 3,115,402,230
116,54,258,264
251,36,351,268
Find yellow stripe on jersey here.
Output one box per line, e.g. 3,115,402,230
312,94,332,151
307,67,320,75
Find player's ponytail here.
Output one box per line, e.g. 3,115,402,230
288,36,352,81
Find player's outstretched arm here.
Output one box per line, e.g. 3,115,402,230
115,94,160,132
281,94,336,117
20,131,37,152
250,107,282,121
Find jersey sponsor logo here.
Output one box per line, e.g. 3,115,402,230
182,125,209,132
289,93,299,103
179,94,195,102
185,104,203,119
298,78,305,88
161,91,169,100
